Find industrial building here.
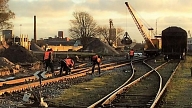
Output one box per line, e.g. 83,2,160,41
0,30,30,50
187,37,192,52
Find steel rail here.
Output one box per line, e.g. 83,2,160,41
0,58,145,95
150,60,180,108
88,59,147,108
88,62,135,108
0,59,128,87
101,59,168,107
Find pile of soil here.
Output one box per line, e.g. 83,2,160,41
0,44,38,63
82,37,119,55
132,43,145,51
0,57,14,68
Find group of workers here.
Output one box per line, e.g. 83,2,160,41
43,48,134,77
43,48,102,76
43,48,75,76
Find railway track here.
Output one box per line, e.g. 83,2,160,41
89,58,180,108
0,57,126,88
0,56,149,107
0,56,146,96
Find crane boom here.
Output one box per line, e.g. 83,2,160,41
125,2,155,49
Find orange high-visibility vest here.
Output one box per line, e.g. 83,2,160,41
44,51,50,60
65,58,74,67
97,58,101,63
129,50,134,56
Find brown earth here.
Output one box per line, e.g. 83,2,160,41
0,57,15,68
0,44,41,77
0,44,38,63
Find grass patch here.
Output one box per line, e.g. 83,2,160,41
162,56,192,107
49,70,131,107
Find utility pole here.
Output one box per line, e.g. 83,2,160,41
156,19,157,35
20,24,22,36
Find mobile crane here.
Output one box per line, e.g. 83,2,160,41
125,2,161,56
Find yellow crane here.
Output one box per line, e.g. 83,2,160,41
125,2,160,56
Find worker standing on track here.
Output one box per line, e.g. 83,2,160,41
43,48,54,76
91,54,102,76
129,49,134,61
59,56,75,76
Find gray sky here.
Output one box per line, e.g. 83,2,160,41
8,0,192,43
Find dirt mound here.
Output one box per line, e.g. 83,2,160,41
30,42,45,51
0,44,38,63
0,57,14,68
132,43,145,51
81,37,119,55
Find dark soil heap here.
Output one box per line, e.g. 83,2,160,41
0,44,38,63
81,37,119,55
0,57,15,67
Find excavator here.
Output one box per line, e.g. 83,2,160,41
125,2,161,56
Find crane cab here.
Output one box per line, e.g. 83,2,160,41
144,38,161,57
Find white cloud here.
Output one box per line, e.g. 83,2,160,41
71,0,86,4
7,0,192,43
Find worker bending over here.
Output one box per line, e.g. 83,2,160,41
91,55,102,75
60,56,75,76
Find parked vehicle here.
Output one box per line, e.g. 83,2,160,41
162,26,187,60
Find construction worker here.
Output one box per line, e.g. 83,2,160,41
91,55,102,76
43,48,54,76
59,56,75,76
129,49,134,61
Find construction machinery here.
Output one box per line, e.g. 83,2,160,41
121,31,132,45
125,2,161,56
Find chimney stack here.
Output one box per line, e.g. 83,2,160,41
34,15,36,43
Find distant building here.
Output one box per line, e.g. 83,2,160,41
109,28,116,41
44,37,70,42
109,28,117,46
12,35,30,50
187,37,192,52
58,31,63,38
2,30,12,41
35,36,82,51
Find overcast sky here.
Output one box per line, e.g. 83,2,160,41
8,0,192,43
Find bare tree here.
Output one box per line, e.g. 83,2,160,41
116,28,124,40
69,11,98,48
97,25,124,46
0,0,15,30
97,26,109,42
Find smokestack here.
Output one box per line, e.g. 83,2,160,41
34,15,36,43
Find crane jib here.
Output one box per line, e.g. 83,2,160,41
125,2,156,49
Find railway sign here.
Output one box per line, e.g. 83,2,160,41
34,71,47,79
32,70,48,107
